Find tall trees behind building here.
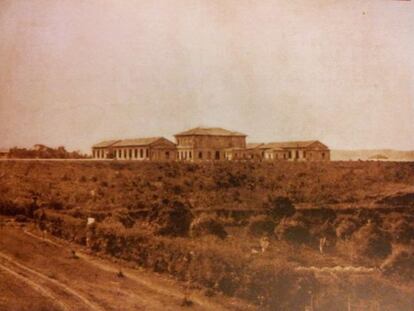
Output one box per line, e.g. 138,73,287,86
9,145,88,159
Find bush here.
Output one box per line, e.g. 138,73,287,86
0,199,26,216
309,220,337,251
265,196,296,221
15,214,28,222
190,214,227,239
275,219,312,245
335,216,360,240
348,222,392,260
386,219,414,244
380,246,414,281
247,215,275,237
240,263,317,310
48,198,64,210
148,198,194,237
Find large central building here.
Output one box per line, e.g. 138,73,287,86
174,127,247,161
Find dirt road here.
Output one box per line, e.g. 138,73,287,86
0,221,248,311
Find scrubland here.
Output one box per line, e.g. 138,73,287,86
1,160,414,310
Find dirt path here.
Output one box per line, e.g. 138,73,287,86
22,230,238,311
0,223,247,311
0,251,104,311
0,262,70,311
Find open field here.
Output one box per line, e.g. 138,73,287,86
0,219,246,311
0,160,414,310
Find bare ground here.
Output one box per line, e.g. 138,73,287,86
0,220,249,311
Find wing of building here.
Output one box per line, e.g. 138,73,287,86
260,140,330,161
92,137,176,160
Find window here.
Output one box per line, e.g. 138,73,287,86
129,149,132,159
135,149,138,158
189,151,192,159
215,151,220,160
295,150,299,159
146,149,149,158
198,151,202,159
322,152,325,159
288,151,292,159
165,151,170,159
140,149,143,158
124,149,127,158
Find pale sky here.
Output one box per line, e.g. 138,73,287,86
1,0,413,153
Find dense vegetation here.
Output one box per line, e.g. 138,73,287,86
0,160,413,310
8,145,87,159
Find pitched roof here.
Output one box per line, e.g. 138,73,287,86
246,143,265,149
263,140,328,149
92,140,121,148
112,137,165,147
263,146,285,151
174,127,246,137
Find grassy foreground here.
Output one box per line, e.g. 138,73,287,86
1,160,414,310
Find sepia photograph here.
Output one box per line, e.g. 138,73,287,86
0,1,413,310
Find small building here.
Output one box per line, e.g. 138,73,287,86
111,137,176,161
0,148,9,159
261,140,330,161
244,143,266,161
92,140,121,159
174,127,247,161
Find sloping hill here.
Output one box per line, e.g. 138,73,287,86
332,149,414,161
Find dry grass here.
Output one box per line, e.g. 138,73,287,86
1,160,414,310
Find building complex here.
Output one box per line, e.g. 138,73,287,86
92,127,330,161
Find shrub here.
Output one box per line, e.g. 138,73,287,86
47,198,64,210
386,219,414,244
265,196,296,221
247,215,275,237
275,219,312,245
348,222,392,260
380,246,414,281
0,199,26,216
148,198,194,237
113,209,135,228
334,216,360,240
310,219,336,239
15,214,28,222
240,263,317,310
190,214,228,239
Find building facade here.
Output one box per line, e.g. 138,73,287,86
93,137,176,161
260,141,330,161
92,129,330,162
174,127,247,161
92,140,120,159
